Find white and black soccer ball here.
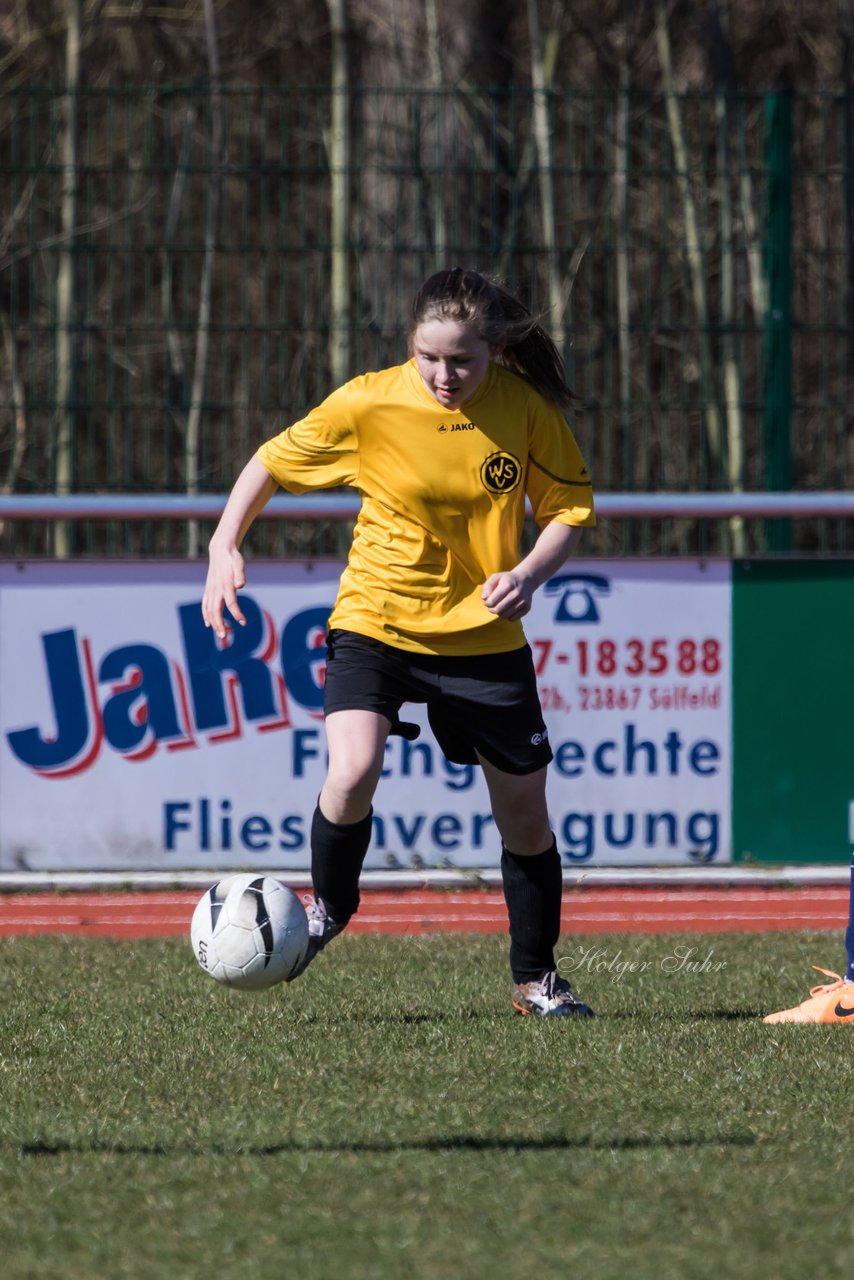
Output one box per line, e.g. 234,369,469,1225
190,874,309,990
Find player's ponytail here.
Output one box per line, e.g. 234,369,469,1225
408,267,574,412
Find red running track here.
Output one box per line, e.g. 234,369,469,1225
0,886,848,938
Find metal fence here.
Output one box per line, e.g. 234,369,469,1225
1,85,852,557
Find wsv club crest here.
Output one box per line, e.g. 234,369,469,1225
480,451,521,494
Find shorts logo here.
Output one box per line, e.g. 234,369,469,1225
481,451,522,495
530,730,548,746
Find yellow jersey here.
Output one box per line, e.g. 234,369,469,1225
257,359,595,656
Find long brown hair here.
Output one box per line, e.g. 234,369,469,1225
408,267,573,412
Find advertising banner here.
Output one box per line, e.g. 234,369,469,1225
0,559,731,870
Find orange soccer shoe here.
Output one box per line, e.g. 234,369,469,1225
763,967,854,1025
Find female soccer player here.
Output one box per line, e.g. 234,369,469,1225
202,267,596,1017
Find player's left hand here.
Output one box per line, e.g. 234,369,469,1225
481,570,534,620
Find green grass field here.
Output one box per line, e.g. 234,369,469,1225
1,930,852,1279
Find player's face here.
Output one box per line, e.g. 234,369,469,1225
411,318,494,411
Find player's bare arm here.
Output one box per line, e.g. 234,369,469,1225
481,521,583,621
202,455,279,638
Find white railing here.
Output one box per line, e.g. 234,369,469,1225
1,492,853,521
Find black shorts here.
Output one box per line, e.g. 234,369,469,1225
323,629,553,776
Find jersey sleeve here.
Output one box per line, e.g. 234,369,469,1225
525,403,596,529
256,385,360,493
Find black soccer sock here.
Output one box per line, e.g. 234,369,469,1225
310,804,373,923
500,839,562,983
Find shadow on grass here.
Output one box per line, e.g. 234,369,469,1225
292,1010,495,1026
16,1132,757,1158
609,1009,765,1021
293,1008,767,1026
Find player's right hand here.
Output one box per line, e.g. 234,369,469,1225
202,542,247,639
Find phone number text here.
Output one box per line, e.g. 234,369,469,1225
532,636,722,679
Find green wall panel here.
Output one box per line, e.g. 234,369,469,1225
732,560,854,863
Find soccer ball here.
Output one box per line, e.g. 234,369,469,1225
190,874,309,990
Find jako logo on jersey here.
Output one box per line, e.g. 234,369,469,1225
480,451,522,494
5,598,330,779
544,574,611,624
437,422,475,433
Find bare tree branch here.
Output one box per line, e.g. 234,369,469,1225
185,0,223,558
161,103,196,406
655,0,722,471
54,0,82,559
527,0,564,348
0,195,153,275
327,0,352,386
0,306,28,503
424,0,447,264
711,0,746,552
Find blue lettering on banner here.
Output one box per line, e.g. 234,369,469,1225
6,629,97,775
164,797,307,854
432,814,464,849
5,596,332,777
371,810,496,854
291,729,476,791
560,810,720,862
160,795,719,863
179,597,282,731
100,643,185,755
161,798,493,857
164,801,193,849
279,815,303,850
293,728,324,776
553,724,720,778
280,607,329,710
